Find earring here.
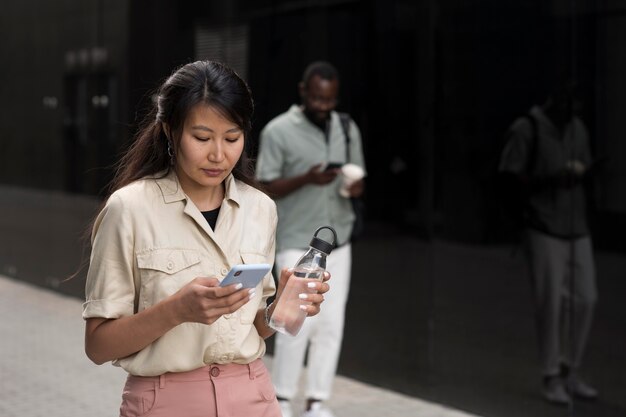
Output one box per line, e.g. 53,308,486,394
167,140,175,165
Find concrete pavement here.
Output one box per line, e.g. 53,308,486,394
0,274,480,417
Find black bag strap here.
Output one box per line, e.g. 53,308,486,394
524,113,539,174
338,112,352,163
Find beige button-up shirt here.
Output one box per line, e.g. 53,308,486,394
82,170,277,376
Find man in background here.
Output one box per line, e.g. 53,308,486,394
256,61,366,417
499,81,598,405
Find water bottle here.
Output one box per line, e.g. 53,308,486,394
269,226,337,336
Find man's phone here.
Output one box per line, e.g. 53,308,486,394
219,263,272,288
324,162,343,171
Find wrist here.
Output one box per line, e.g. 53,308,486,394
163,293,185,327
264,300,275,328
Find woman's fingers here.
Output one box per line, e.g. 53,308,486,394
299,298,322,316
205,289,255,317
297,281,329,317
176,277,257,324
304,278,330,295
203,285,256,307
193,277,254,300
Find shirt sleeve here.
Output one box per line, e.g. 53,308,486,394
256,126,285,182
499,117,533,175
82,193,137,320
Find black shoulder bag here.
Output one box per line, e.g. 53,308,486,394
338,113,366,241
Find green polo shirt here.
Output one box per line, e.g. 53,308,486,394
256,105,366,250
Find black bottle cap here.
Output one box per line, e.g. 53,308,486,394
309,226,338,255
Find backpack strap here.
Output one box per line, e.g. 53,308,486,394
338,112,352,163
525,114,538,175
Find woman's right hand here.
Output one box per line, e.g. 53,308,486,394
172,277,255,325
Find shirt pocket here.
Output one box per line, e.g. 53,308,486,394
237,252,271,324
136,249,202,309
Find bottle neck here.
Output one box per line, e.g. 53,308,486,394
309,247,328,256
296,248,327,271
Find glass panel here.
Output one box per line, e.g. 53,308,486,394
244,2,626,416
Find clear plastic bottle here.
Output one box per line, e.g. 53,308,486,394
269,226,337,336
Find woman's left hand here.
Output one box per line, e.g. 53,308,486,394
278,268,330,317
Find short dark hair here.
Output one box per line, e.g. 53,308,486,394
301,61,339,87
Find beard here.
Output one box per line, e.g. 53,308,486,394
302,108,330,130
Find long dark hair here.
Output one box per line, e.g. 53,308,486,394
67,61,260,281
108,60,259,195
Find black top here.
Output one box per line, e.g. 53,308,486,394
201,206,221,230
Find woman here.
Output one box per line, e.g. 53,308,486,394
82,60,330,417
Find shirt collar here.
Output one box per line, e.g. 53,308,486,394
153,169,184,203
287,104,306,124
223,173,241,207
154,169,241,207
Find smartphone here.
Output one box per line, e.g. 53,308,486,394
324,162,343,171
219,263,272,288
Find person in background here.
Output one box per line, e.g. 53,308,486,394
256,61,366,417
499,80,598,405
82,60,330,417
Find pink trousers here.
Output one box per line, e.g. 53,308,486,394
119,359,281,417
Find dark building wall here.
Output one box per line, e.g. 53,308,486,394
127,0,195,127
0,0,130,295
245,2,370,162
1,0,129,195
3,1,626,238
3,0,622,243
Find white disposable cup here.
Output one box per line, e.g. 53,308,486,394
339,163,365,197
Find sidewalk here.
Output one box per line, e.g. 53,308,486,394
0,275,480,417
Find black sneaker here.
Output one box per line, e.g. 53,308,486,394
543,376,571,405
567,373,599,400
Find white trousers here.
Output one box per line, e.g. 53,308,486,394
525,229,597,376
271,244,352,401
